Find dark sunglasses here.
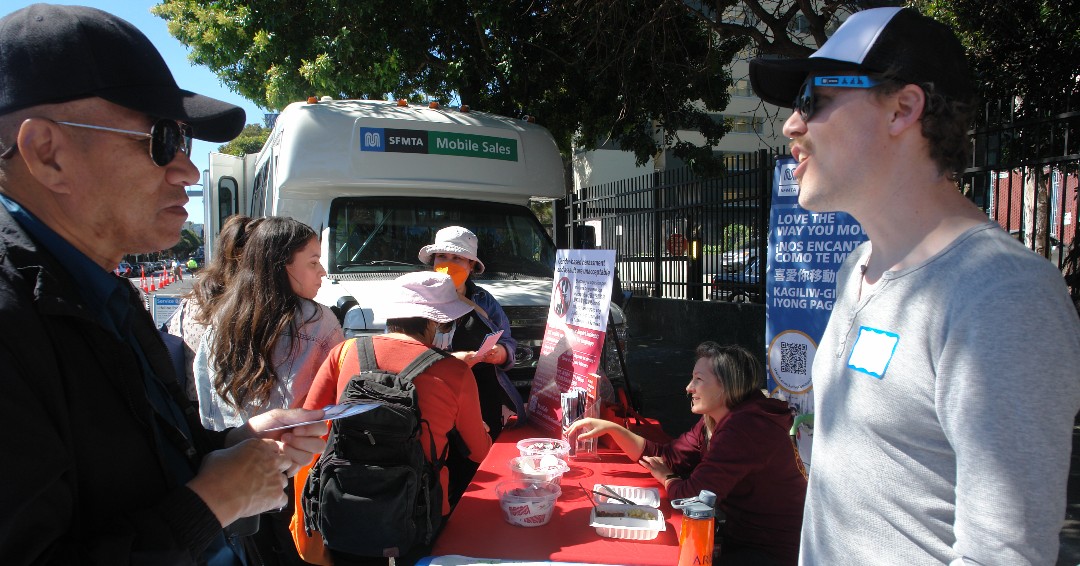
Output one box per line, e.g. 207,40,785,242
54,118,193,166
794,75,880,122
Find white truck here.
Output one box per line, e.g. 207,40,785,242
204,97,628,399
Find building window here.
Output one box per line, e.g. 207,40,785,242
724,115,765,134
729,79,753,97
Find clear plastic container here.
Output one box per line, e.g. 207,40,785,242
495,480,561,527
509,454,570,485
516,437,571,461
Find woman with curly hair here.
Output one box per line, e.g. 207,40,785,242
194,216,343,428
167,215,261,401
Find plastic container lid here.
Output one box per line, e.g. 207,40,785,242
516,437,571,460
509,454,570,484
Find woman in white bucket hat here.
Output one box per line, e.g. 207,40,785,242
418,226,521,504
299,271,493,547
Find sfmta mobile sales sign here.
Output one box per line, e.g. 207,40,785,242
766,157,866,418
359,127,519,161
527,249,616,435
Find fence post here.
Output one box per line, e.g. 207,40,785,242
554,196,569,249
758,149,772,275
652,169,663,297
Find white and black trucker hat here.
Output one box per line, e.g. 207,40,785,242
749,7,973,109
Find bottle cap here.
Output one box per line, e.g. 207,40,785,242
671,490,717,519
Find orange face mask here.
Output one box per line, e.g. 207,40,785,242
434,262,469,287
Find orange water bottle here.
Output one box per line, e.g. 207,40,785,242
672,490,717,566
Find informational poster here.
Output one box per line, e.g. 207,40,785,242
766,157,866,419
153,295,182,327
527,249,617,436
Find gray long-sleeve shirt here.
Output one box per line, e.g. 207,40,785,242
801,223,1080,565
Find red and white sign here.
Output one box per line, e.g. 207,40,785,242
527,249,617,436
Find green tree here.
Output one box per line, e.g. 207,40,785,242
216,123,271,156
674,1,902,57
913,0,1080,259
153,0,745,173
169,228,202,259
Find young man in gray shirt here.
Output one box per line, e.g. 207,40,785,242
751,7,1080,565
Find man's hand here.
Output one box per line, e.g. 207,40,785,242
187,438,292,527
228,408,328,476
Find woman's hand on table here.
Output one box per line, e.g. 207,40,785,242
639,455,676,485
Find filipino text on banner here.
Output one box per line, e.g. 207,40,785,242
766,157,866,420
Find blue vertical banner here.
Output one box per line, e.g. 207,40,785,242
766,157,866,418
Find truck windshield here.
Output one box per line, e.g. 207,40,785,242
329,197,556,279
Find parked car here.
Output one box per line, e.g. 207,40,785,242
720,240,761,274
117,261,135,277
712,255,761,302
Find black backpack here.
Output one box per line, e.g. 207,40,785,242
302,336,449,559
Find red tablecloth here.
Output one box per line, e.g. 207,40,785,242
430,424,682,565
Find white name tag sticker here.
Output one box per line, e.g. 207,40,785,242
847,326,899,379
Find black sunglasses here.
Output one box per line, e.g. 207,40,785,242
54,118,193,166
794,75,880,122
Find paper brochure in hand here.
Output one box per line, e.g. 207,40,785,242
472,330,504,362
262,402,381,431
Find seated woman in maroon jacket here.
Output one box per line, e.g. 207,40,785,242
567,342,807,566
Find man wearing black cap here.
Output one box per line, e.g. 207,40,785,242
0,4,328,565
750,7,1080,565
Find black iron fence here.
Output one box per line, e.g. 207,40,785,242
564,101,1080,306
561,149,775,301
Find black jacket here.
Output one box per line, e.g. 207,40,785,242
0,207,229,565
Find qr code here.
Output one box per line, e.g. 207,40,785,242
780,342,807,375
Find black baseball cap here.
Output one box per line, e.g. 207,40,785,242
0,3,245,142
749,7,973,109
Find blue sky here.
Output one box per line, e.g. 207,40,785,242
7,1,268,225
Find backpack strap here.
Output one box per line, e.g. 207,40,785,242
397,348,449,385
337,338,354,369
354,335,379,371
354,336,452,469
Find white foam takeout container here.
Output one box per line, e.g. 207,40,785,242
590,484,661,507
588,503,667,540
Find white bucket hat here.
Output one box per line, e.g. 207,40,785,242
378,272,473,323
418,226,486,274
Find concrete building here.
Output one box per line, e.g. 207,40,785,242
572,5,844,191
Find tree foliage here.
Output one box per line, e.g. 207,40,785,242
155,1,1076,175
216,123,271,156
153,0,746,173
169,228,202,259
673,0,902,56
914,0,1080,121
